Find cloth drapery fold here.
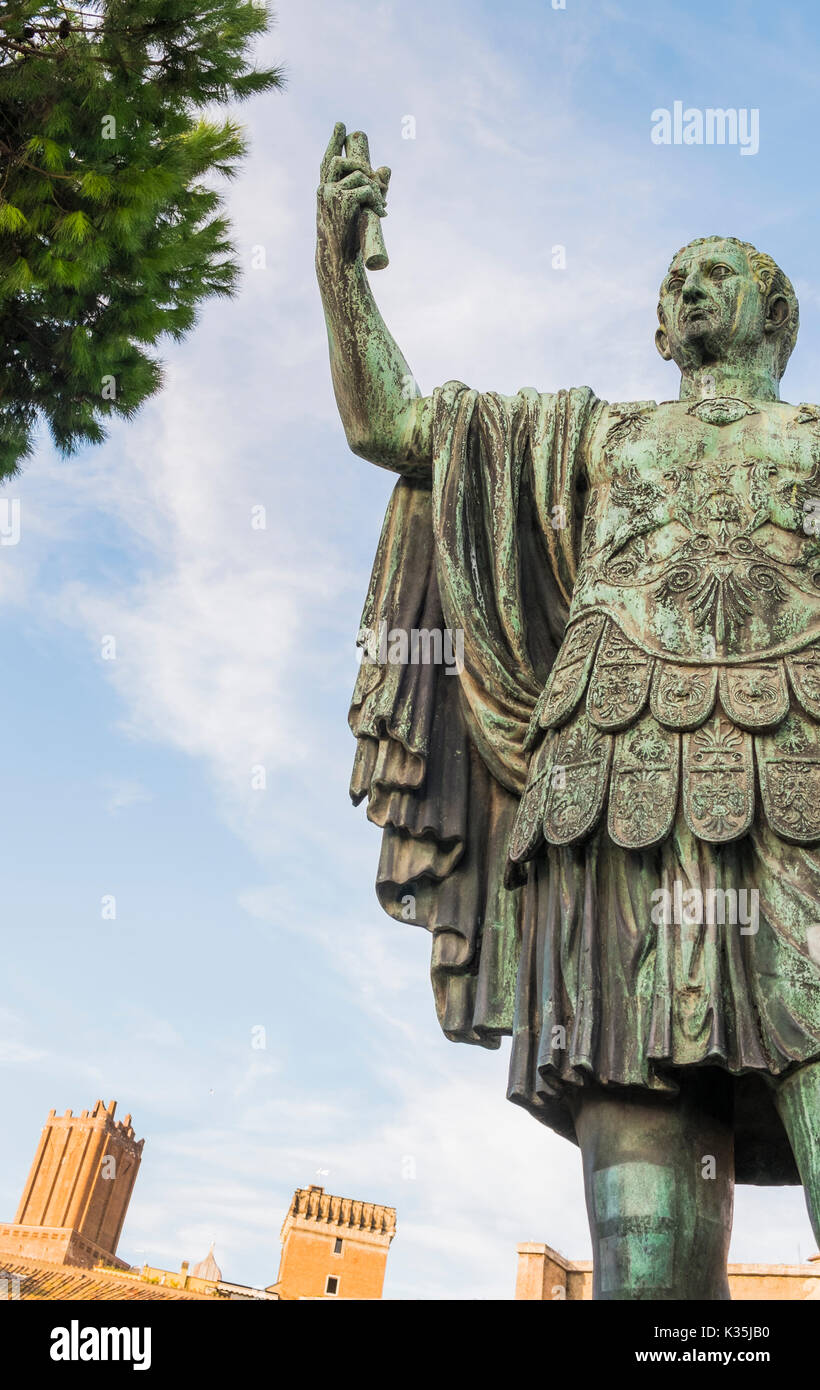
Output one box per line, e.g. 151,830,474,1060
348,382,596,1043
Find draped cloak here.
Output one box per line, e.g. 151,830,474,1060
349,381,820,1185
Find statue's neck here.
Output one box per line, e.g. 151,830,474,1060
679,362,780,403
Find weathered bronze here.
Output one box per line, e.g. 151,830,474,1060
316,122,820,1300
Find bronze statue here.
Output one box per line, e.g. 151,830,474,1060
316,122,820,1300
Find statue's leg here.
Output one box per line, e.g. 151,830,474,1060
773,1059,820,1247
568,1069,734,1300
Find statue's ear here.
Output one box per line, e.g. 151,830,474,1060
655,326,672,361
764,294,789,335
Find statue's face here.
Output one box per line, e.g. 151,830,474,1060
656,240,767,368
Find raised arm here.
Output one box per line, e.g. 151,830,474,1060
315,124,432,478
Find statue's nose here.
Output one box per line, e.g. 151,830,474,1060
682,276,707,303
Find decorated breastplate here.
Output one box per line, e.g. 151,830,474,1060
569,398,820,662
508,399,820,860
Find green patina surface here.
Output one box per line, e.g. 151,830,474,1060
316,126,820,1299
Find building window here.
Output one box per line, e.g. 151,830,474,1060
325,1275,339,1296
333,1237,343,1255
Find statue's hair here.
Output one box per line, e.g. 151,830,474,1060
657,236,799,379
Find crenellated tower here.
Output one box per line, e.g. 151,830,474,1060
0,1099,143,1269
272,1184,396,1299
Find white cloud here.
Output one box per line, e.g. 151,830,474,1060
0,1040,47,1066
104,780,152,815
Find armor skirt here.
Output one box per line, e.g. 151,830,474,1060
506,804,820,1183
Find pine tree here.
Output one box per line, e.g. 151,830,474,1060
0,1,283,475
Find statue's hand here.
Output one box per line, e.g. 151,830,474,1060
316,122,391,274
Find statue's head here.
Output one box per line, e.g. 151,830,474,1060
655,236,798,382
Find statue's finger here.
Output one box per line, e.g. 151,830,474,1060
345,184,387,217
320,122,347,181
328,155,371,181
334,171,370,191
374,166,391,189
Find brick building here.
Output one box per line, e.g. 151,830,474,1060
0,1102,396,1300
0,1099,142,1270
272,1185,397,1299
516,1241,820,1301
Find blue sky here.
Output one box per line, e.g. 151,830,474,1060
3,0,820,1298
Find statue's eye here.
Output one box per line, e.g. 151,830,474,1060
667,276,684,292
711,264,732,281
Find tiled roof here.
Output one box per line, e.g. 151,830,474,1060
0,1255,219,1301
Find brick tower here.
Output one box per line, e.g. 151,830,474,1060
272,1185,396,1300
0,1100,143,1269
